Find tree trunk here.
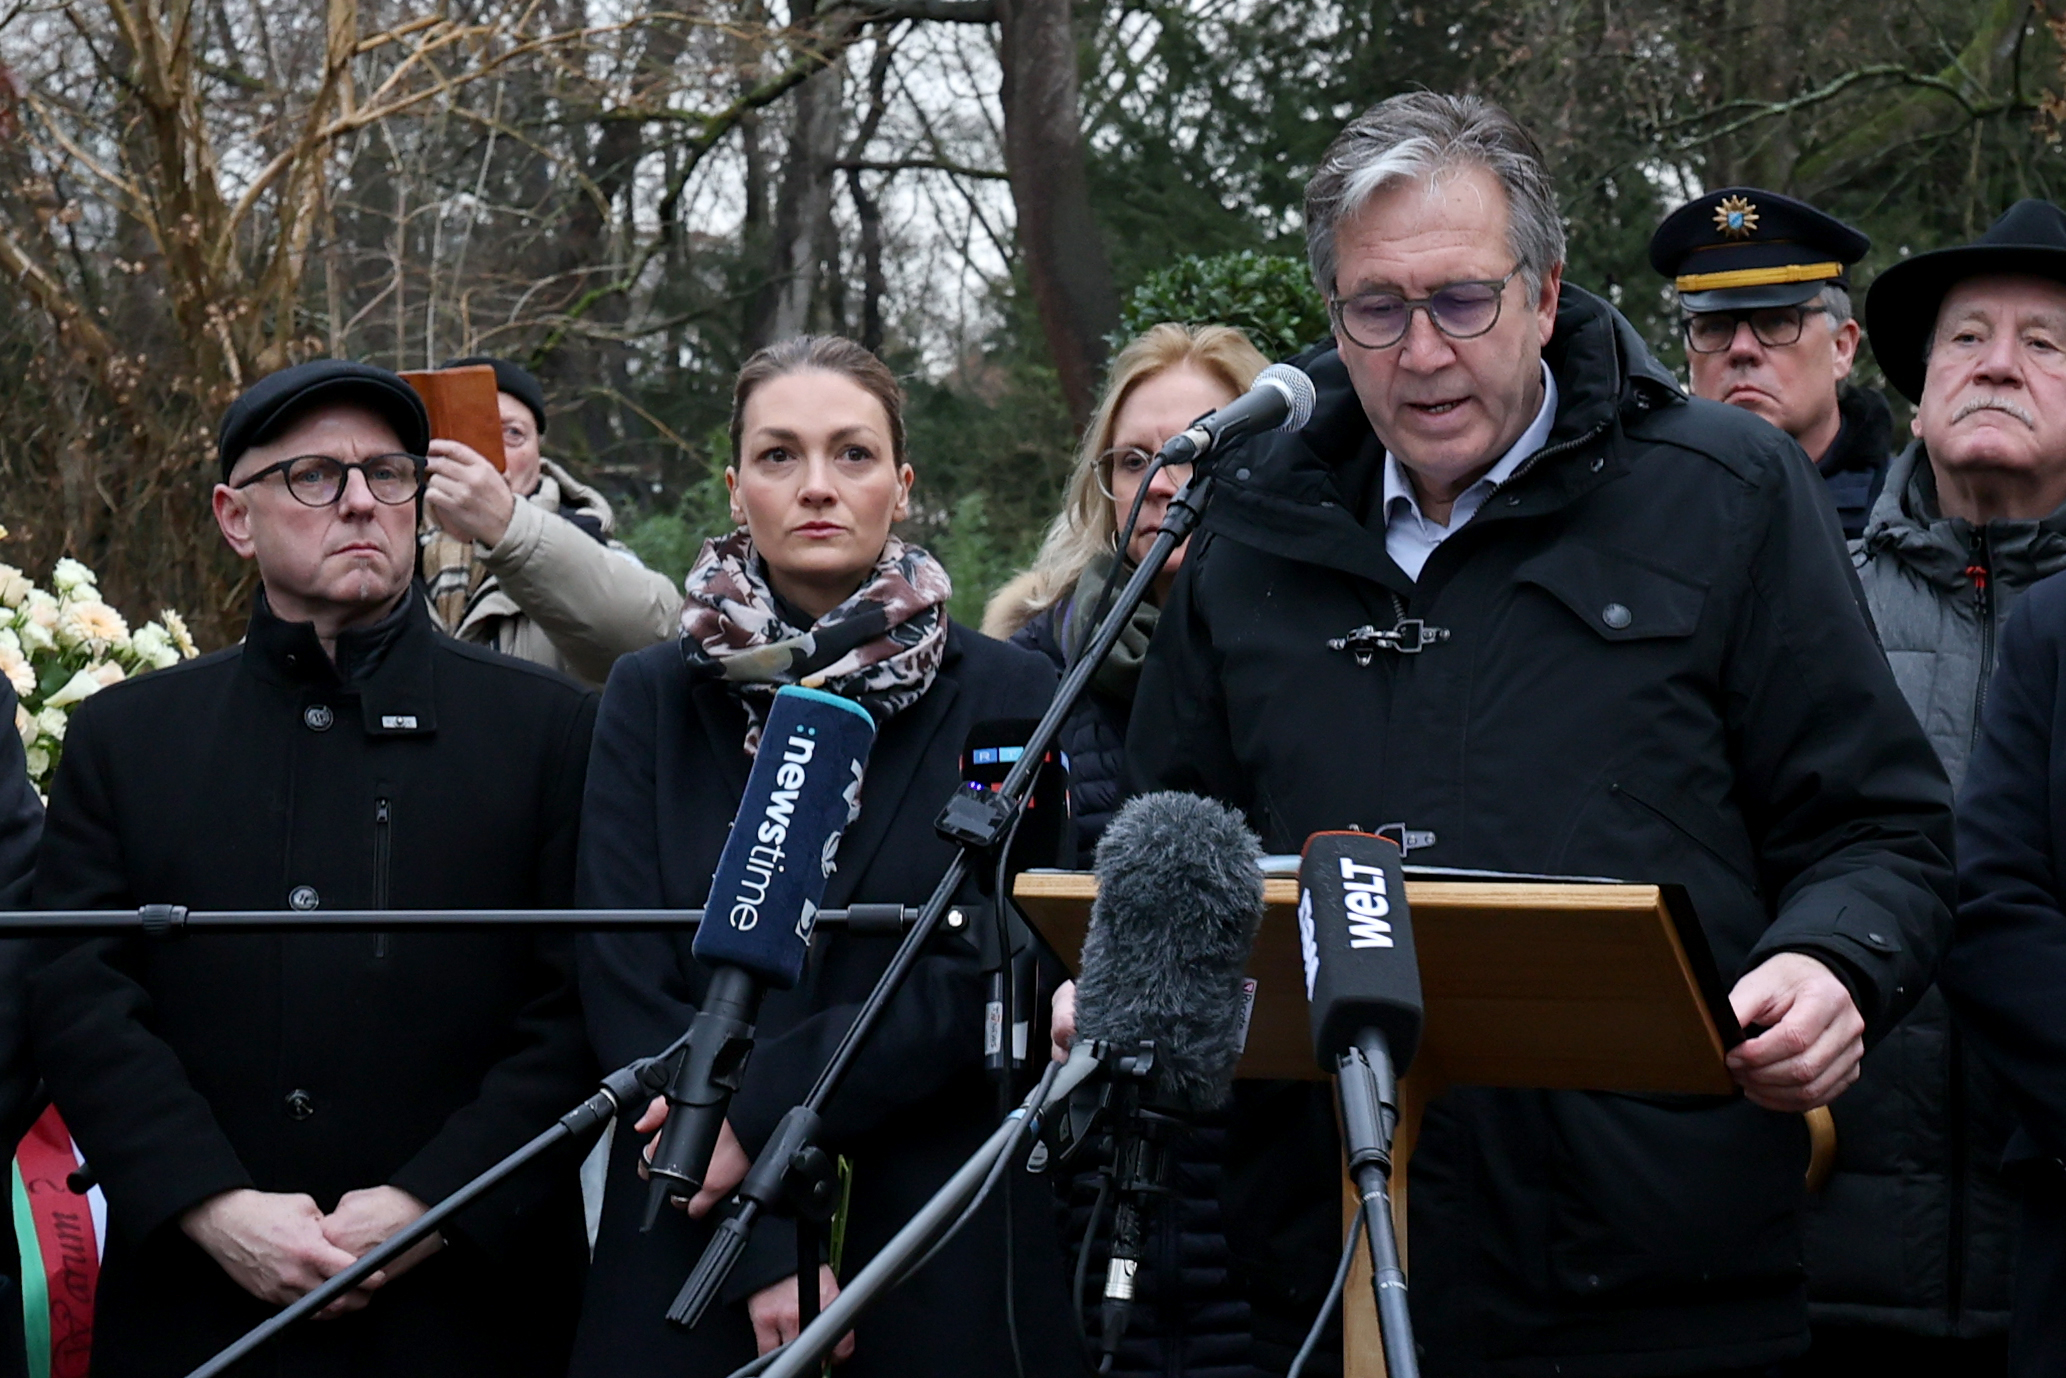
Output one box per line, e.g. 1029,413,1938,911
996,0,1117,428
753,60,844,347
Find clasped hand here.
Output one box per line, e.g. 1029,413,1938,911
180,1184,439,1317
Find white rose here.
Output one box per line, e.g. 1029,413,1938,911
34,707,65,743
0,566,30,609
130,623,180,670
23,744,48,780
44,667,104,708
50,558,96,595
16,618,53,654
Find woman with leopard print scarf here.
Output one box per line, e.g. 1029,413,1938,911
571,336,1084,1378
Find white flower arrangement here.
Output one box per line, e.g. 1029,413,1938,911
0,528,198,794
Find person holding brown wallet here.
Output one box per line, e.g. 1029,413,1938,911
420,355,681,687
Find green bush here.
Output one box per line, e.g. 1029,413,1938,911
1114,251,1331,359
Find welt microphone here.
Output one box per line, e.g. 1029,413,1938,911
640,685,877,1229
1298,830,1423,1378
1074,792,1265,1372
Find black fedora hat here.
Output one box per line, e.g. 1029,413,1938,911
1866,199,2066,403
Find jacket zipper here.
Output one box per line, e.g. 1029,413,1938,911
373,796,392,958
1968,528,1995,757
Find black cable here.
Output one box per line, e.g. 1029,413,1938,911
1073,1170,1112,1355
891,1058,1060,1286
1285,1209,1365,1378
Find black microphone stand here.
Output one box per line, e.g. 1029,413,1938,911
0,905,921,937
751,1043,1108,1378
1336,1028,1419,1378
667,462,1225,1327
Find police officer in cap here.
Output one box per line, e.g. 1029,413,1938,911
1651,187,1894,536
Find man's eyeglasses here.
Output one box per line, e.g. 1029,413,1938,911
1094,446,1192,500
1682,305,1832,354
1329,265,1524,350
231,453,427,507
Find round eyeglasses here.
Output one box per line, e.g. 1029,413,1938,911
1094,446,1192,501
231,453,427,507
1330,265,1523,350
1682,305,1831,354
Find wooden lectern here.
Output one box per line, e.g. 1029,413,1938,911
1013,871,1741,1378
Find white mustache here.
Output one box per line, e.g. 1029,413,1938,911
1954,396,2036,427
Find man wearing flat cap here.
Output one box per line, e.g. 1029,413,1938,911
1911,199,2066,1374
417,354,681,687
28,359,599,1377
1651,187,1894,537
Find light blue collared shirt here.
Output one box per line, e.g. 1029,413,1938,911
1382,363,1558,581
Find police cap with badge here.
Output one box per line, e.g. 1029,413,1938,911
1649,187,1871,312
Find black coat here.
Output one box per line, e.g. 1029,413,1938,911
570,624,1086,1378
1127,286,1956,1376
1941,572,2066,1369
27,591,600,1378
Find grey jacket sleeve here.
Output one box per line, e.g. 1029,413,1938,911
480,496,684,685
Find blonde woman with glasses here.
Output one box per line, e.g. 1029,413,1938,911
983,323,1267,851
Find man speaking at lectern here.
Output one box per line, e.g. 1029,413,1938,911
1128,93,1955,1375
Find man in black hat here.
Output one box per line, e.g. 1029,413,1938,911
418,354,680,687
28,359,599,1377
1776,202,2066,1376
1650,187,1893,536
1909,198,2066,1376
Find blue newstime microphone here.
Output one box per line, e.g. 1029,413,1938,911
641,685,877,1229
1299,831,1423,1378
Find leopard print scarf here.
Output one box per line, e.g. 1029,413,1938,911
678,528,953,754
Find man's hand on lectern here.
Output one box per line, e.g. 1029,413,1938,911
1724,952,1865,1112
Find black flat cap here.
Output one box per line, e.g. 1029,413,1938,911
217,360,430,480
1866,199,2066,403
440,354,547,434
1650,187,1870,312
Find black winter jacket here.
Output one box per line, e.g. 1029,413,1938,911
27,589,600,1378
1012,597,1130,851
1016,599,1262,1376
1127,286,1956,1376
569,624,1086,1378
1942,572,2066,1368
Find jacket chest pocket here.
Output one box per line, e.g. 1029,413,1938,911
1513,543,1709,643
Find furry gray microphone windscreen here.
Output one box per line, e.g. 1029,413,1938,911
1074,791,1266,1112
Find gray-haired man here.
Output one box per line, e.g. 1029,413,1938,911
1126,92,1955,1375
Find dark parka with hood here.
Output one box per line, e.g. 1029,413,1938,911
1127,286,1956,1376
1810,438,2066,1340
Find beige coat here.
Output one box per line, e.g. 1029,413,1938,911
433,458,682,686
